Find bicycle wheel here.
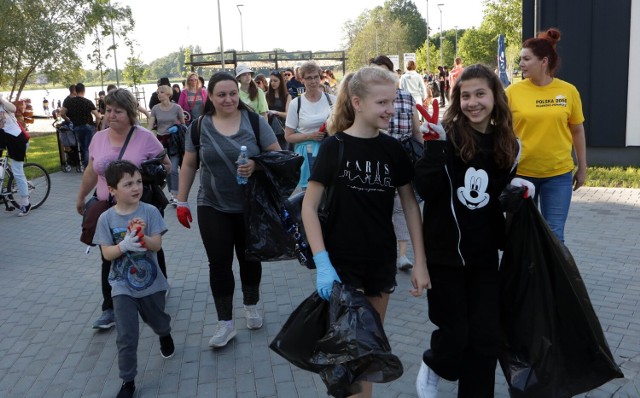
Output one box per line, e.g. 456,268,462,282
7,163,51,209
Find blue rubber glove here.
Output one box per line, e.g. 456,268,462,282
167,125,179,133
314,251,342,300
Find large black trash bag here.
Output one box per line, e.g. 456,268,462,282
311,283,404,398
269,291,330,373
244,151,304,261
498,188,623,398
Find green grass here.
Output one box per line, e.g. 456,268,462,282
26,134,62,174
585,166,640,188
22,134,640,188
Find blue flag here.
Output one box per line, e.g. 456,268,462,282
498,34,510,87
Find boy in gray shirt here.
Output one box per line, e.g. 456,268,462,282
93,160,173,398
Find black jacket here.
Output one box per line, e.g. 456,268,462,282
414,125,518,267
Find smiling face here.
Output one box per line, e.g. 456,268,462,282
458,77,495,133
109,171,143,206
352,81,397,131
209,80,240,115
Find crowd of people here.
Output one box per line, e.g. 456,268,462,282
1,25,583,398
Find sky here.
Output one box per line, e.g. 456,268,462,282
86,0,485,67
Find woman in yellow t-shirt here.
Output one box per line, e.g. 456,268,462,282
506,27,587,242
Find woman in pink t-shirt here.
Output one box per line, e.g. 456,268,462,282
75,89,171,330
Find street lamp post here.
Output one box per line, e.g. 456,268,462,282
454,25,458,59
437,3,444,68
217,0,224,69
426,0,430,73
237,4,245,52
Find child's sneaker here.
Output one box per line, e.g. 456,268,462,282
17,203,31,217
416,361,440,398
116,380,135,398
244,305,263,330
92,309,115,329
159,334,175,359
208,320,236,348
397,255,413,271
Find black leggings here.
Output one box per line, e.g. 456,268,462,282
197,206,261,319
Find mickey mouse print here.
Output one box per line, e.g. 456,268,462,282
457,167,490,210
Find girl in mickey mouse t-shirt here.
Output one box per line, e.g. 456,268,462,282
413,64,533,398
301,66,431,398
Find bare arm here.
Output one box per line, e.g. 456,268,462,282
0,95,17,112
411,109,423,142
75,158,98,215
176,150,198,202
570,123,587,190
398,184,431,296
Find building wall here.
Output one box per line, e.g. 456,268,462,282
523,0,639,165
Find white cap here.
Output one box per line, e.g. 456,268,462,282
235,64,254,78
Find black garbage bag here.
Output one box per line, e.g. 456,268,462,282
311,283,404,397
498,191,624,398
269,291,330,373
244,151,304,261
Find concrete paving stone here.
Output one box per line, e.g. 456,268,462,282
2,172,640,397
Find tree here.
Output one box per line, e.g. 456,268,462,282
0,0,132,99
384,0,427,52
457,27,496,67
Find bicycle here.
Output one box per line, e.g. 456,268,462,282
0,148,51,212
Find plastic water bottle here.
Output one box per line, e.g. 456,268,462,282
236,146,249,185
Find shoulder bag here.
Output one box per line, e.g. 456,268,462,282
80,126,134,245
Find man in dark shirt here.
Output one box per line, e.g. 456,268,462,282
61,83,100,168
285,67,305,98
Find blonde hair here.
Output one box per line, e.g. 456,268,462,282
157,85,172,96
186,72,199,88
327,67,397,134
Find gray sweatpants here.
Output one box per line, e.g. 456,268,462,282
113,291,171,381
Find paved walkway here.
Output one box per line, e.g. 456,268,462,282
0,171,639,398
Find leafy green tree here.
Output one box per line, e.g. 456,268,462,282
458,27,497,66
384,0,427,51
0,0,132,99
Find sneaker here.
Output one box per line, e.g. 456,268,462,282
92,309,115,329
416,361,440,398
208,320,236,348
397,255,413,271
17,203,31,217
168,196,178,207
159,334,175,359
116,380,135,398
244,305,263,330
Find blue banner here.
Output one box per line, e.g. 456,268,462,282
498,34,510,87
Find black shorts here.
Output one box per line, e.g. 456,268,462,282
0,131,28,161
334,259,397,297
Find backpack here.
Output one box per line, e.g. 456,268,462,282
191,111,261,169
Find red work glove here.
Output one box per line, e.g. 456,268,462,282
176,202,193,228
416,99,443,141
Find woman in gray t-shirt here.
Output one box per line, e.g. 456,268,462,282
175,72,280,349
149,85,185,203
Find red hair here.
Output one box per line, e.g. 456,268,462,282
523,27,561,76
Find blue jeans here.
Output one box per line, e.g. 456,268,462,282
166,154,180,195
74,124,95,167
518,171,573,242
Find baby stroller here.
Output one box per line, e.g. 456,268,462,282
55,121,82,172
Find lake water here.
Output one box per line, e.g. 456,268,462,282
1,83,159,117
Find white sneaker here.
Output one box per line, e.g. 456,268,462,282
397,255,413,271
416,361,439,398
244,305,263,330
208,320,236,348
